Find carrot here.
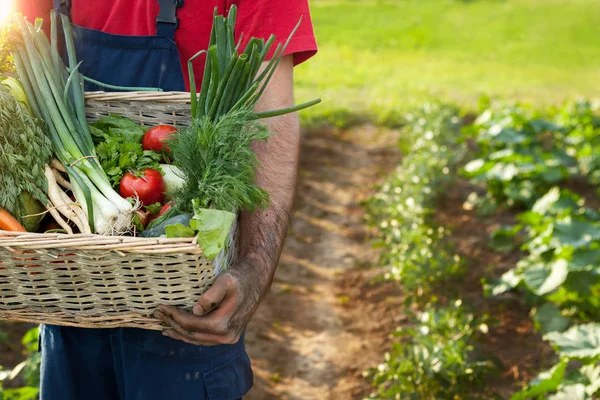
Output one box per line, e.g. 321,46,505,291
0,208,27,232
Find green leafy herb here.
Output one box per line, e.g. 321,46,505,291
168,6,320,219
90,115,149,144
0,25,16,75
92,116,161,188
0,84,52,227
169,109,271,213
160,7,321,261
131,211,146,233
95,135,161,188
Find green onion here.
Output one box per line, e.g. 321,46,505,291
189,6,321,122
12,12,135,235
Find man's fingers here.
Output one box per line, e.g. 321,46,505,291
152,270,249,346
161,328,215,347
155,305,228,335
193,273,235,316
154,307,240,346
162,328,240,346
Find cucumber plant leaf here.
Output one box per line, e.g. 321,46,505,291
544,323,600,359
511,360,567,400
548,384,587,400
523,259,568,296
534,303,570,334
552,219,600,249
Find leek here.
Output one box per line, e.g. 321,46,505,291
12,13,134,235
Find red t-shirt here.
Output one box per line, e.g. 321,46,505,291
66,0,318,91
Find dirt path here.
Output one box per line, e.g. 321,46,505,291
244,127,403,400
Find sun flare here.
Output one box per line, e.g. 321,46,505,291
0,0,13,27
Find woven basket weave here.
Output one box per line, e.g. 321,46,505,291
0,92,231,330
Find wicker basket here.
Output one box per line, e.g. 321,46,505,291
0,92,233,330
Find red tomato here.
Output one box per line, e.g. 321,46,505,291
142,125,178,153
119,169,166,206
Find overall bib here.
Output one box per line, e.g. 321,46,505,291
39,2,253,399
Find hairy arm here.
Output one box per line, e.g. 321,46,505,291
236,54,299,301
157,56,300,345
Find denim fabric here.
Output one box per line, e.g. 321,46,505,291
53,0,185,92
39,325,253,400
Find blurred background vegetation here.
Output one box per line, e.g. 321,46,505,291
296,1,600,398
297,0,600,127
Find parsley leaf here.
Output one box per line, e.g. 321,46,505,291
92,116,161,188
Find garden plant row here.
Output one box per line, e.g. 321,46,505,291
464,101,600,399
365,104,496,399
366,99,600,399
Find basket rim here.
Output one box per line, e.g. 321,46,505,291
84,91,191,103
0,230,203,255
0,313,164,330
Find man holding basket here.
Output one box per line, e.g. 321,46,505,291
18,0,318,398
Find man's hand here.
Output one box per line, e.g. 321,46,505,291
154,258,267,346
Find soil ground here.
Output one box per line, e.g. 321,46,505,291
245,126,404,400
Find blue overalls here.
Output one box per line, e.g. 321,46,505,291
39,2,253,399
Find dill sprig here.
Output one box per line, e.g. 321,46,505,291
166,6,320,219
169,108,271,213
0,84,52,220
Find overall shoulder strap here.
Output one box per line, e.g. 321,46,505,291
54,0,182,40
55,0,72,18
156,0,184,39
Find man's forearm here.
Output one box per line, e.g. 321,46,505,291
237,55,299,299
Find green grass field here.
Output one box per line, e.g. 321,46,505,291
296,0,600,127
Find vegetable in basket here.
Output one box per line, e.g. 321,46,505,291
142,125,178,154
90,115,181,224
91,115,163,189
0,80,51,232
1,75,92,234
0,27,14,75
119,169,166,206
160,164,185,194
0,208,27,232
11,13,136,235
